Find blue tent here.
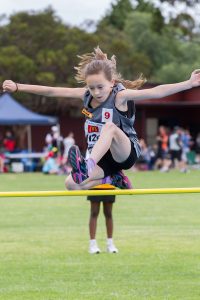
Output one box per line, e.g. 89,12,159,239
0,93,58,150
0,93,58,125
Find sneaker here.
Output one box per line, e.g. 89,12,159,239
89,241,101,254
68,145,88,184
111,171,132,189
160,166,169,172
180,168,189,173
107,243,119,253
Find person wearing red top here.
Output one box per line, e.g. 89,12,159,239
3,130,16,152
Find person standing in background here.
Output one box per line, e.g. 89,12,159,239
155,126,170,172
3,130,16,153
169,127,187,172
63,132,75,162
195,133,200,165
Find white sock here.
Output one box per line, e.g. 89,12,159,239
90,239,97,245
107,238,113,245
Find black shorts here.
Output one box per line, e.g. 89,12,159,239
87,195,116,203
97,142,138,177
170,150,182,161
157,149,169,159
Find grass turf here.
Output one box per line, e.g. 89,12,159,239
0,170,200,299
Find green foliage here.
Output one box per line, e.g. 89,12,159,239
169,13,196,40
124,12,173,78
96,28,149,81
0,46,36,83
0,8,98,111
0,3,200,110
153,63,193,83
98,0,134,30
135,0,165,33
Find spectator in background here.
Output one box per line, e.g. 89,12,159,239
169,127,187,173
137,139,149,170
137,139,157,170
42,147,59,174
195,133,200,165
0,133,5,173
155,126,171,172
45,126,64,155
3,129,16,153
45,130,53,152
147,143,158,170
0,154,4,173
60,132,75,174
181,128,193,163
63,132,75,161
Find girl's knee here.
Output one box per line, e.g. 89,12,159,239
104,212,112,219
90,202,100,218
103,208,112,219
103,203,113,219
90,210,99,219
102,122,117,134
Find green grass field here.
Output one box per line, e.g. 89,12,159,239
0,170,200,300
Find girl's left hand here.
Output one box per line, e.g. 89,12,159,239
190,69,200,87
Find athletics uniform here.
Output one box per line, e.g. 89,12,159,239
83,83,141,177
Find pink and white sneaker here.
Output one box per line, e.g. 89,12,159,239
111,171,132,189
68,145,96,184
68,145,88,184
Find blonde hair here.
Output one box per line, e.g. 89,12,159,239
75,46,146,89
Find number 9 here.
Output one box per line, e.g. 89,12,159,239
105,112,110,119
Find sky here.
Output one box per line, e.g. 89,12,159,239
1,0,114,27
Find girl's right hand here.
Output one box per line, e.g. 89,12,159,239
2,80,18,93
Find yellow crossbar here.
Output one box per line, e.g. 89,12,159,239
0,187,200,197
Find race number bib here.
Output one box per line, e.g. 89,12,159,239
102,108,113,123
84,120,103,149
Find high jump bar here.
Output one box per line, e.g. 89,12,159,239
0,187,200,197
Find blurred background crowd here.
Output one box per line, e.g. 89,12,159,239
0,126,75,175
138,126,200,173
0,125,200,174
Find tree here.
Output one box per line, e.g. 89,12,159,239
159,0,200,5
98,0,134,30
124,12,173,76
135,0,165,33
0,8,99,113
169,13,195,40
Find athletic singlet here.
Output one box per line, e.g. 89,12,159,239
83,83,141,158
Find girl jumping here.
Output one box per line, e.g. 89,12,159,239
3,47,200,191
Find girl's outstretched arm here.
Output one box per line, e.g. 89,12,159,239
120,69,200,102
2,80,86,99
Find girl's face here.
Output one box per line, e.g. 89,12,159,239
86,72,114,103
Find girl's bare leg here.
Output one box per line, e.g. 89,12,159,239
65,167,104,190
103,202,113,238
89,202,100,239
89,122,131,164
103,202,118,253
